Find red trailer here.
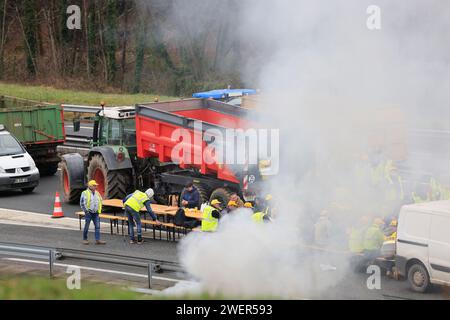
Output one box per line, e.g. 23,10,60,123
135,99,269,205
60,98,273,206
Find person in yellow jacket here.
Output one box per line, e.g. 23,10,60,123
348,216,369,254
363,218,385,259
429,177,450,201
201,199,222,232
411,182,430,203
347,215,370,272
252,211,271,223
383,217,398,241
80,180,105,245
123,188,162,244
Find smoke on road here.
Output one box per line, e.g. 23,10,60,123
161,0,450,298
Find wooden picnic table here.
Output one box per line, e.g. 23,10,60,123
102,199,203,220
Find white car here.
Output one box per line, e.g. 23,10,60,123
396,200,450,292
0,125,40,193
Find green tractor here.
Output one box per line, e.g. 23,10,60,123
59,106,137,203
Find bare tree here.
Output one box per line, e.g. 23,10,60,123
0,0,8,76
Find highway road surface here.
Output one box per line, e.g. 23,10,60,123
0,174,449,299
0,173,80,218
0,224,447,299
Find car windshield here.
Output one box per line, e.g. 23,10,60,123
0,133,24,156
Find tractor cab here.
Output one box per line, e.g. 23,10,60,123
72,106,136,151
96,107,136,149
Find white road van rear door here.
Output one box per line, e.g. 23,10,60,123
397,209,430,266
428,214,450,284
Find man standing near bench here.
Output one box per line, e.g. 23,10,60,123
80,180,105,245
124,188,162,244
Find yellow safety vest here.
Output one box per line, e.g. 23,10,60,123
364,225,385,251
82,189,102,213
430,178,442,201
384,231,397,242
125,190,149,212
412,192,427,203
252,212,266,223
201,205,218,232
348,227,365,253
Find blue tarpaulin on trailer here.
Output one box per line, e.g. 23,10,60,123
192,89,257,99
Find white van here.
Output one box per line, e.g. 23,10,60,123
396,200,450,292
0,125,40,193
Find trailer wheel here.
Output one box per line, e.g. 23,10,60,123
60,161,82,204
179,183,209,208
209,187,234,207
39,163,59,176
87,154,131,199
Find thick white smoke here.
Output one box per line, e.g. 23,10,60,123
167,0,450,298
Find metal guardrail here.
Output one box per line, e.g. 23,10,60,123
64,135,91,148
0,242,184,289
0,243,57,277
61,104,102,113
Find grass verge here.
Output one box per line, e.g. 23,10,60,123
0,82,177,106
0,275,149,300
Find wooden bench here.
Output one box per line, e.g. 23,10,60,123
76,211,194,241
76,212,127,235
141,220,190,241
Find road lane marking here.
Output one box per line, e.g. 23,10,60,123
4,257,182,283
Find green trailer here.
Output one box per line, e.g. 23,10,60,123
0,96,65,175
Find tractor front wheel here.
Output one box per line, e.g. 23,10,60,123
60,161,82,204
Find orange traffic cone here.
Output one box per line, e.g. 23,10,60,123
51,192,65,218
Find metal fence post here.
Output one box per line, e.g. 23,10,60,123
148,263,153,289
49,250,55,278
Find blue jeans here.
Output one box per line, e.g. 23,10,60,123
125,206,142,240
83,211,100,241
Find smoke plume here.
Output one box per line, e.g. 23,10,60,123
166,0,450,298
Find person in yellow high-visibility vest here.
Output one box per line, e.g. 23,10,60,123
429,177,450,201
124,188,162,244
201,199,222,232
348,215,369,254
363,218,385,259
411,182,430,203
251,210,272,223
80,180,105,245
347,215,370,272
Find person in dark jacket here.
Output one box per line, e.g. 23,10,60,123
181,182,200,209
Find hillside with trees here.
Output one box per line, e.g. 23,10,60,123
0,0,247,96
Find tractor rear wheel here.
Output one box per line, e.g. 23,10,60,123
86,154,131,199
60,161,82,204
